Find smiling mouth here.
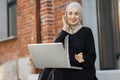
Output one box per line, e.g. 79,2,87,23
71,20,76,23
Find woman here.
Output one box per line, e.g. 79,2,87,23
39,2,98,80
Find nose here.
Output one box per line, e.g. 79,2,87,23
71,14,75,18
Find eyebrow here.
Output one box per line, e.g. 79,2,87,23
68,11,80,14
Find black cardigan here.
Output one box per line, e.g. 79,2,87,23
54,27,97,80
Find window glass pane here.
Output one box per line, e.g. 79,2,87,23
8,0,15,3
98,0,116,69
0,0,8,39
117,0,120,68
118,0,120,30
8,2,17,36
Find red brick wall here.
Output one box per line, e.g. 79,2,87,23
0,0,38,64
0,40,19,64
17,0,39,57
40,0,55,43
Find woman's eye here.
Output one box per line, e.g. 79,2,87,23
69,12,72,15
69,12,80,15
75,12,80,15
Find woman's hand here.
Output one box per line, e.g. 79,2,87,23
75,52,85,63
62,15,70,32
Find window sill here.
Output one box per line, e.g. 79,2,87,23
0,36,17,42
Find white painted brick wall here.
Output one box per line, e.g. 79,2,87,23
0,57,34,80
28,74,39,80
0,60,18,80
0,66,4,80
18,57,34,80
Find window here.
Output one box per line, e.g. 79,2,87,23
0,0,17,41
97,0,120,69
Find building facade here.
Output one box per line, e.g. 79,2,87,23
0,0,120,80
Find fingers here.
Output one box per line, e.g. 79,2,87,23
75,52,84,63
78,53,83,57
62,15,69,32
62,15,67,26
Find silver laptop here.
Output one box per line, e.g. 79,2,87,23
28,43,82,70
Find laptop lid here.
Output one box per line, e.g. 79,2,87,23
28,43,70,69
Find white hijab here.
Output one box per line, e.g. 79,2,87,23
65,2,83,34
64,2,83,59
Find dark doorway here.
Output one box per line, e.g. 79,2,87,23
97,0,120,69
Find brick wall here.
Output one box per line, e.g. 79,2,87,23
0,0,38,64
17,0,38,57
40,0,55,43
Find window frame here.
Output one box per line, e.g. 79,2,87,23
0,0,17,42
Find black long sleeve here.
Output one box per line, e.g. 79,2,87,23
82,28,96,68
55,30,68,43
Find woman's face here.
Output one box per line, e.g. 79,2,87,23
67,8,80,26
